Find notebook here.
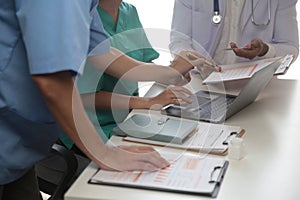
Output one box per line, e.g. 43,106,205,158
112,114,198,144
161,56,284,123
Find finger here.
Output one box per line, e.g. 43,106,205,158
171,92,192,104
190,58,206,68
134,146,157,153
165,88,192,102
119,145,155,153
169,98,187,105
174,75,189,86
250,38,261,46
125,148,170,170
170,52,204,79
170,98,187,105
170,86,193,95
184,72,191,82
244,44,252,49
142,153,170,169
167,73,185,86
135,162,159,172
130,162,166,172
250,41,258,48
250,39,264,50
184,51,206,60
230,42,238,48
232,48,258,59
183,51,206,66
245,47,261,58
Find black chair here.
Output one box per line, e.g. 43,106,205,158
35,143,78,200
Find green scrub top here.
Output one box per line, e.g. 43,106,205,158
61,2,159,148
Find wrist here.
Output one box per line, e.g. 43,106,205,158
258,43,269,57
93,145,117,171
129,96,152,109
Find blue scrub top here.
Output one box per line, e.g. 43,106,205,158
0,0,109,184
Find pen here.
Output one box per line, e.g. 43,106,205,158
224,47,259,51
186,52,221,72
203,60,222,72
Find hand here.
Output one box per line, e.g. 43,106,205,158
183,71,191,82
195,62,219,79
98,145,170,171
147,86,193,110
230,38,269,59
169,50,206,85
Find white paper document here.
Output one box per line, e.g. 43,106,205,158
122,122,243,154
202,55,293,84
90,153,228,197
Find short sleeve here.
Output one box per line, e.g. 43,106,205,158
15,0,109,75
76,60,104,94
88,6,110,57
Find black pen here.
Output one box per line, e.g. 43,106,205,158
224,47,259,51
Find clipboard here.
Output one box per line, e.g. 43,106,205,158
120,122,245,156
89,153,229,198
273,54,294,75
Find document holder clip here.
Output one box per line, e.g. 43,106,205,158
209,161,228,184
222,132,238,145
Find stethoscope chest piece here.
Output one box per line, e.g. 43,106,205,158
212,12,222,24
212,0,222,24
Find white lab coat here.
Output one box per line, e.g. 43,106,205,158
170,0,299,60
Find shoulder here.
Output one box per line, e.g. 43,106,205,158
120,2,138,13
278,0,297,7
119,2,141,26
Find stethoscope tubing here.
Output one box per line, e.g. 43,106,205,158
212,0,271,27
251,0,271,27
214,0,220,13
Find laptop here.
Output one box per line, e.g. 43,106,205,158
161,57,283,123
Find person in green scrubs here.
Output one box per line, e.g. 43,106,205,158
60,0,192,149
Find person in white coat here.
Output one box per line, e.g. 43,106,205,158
170,0,299,65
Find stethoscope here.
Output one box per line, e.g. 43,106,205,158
212,0,271,27
212,0,222,24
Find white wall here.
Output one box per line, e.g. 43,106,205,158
125,0,175,65
126,0,299,80
125,0,175,30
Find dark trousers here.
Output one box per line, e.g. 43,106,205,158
0,167,42,200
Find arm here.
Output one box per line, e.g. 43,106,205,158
32,71,169,171
20,1,168,171
272,0,298,59
231,0,299,60
88,47,203,85
81,86,193,110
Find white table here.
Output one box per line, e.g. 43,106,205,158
65,77,300,200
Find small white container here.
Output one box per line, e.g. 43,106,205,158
228,136,247,160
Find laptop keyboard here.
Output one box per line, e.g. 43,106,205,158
183,91,236,120
162,91,236,122
199,97,235,120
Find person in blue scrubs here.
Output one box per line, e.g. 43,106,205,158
0,1,199,199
